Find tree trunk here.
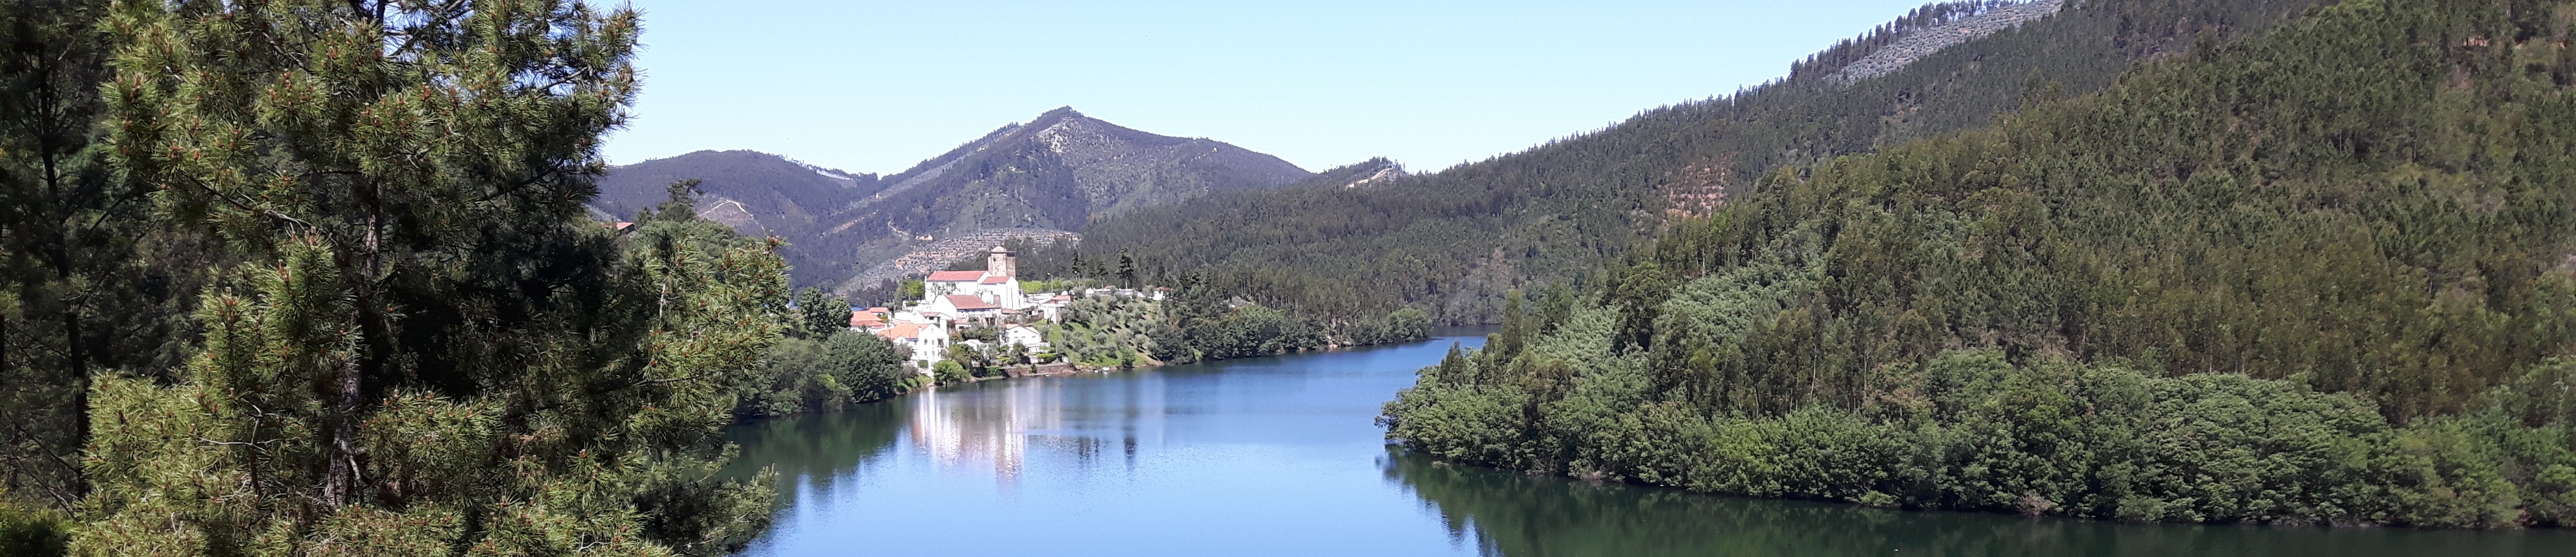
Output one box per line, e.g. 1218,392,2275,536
324,339,360,507
0,310,10,379
40,47,91,499
324,191,386,508
0,309,13,495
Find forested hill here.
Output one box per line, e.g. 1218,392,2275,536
595,149,880,236
597,109,1313,293
1385,0,2576,528
1054,0,2326,324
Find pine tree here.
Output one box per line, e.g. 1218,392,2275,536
78,1,781,555
0,0,207,509
793,287,847,338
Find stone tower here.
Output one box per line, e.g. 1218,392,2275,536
987,245,1016,277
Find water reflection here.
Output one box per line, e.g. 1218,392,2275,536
719,402,906,509
726,337,1493,556
1385,446,2576,557
907,383,1032,479
902,374,1173,483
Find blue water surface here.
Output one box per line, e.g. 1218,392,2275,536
725,332,2576,556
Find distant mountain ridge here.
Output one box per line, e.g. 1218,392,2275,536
596,108,1320,294
594,149,880,237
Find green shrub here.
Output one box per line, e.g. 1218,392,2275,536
0,494,70,557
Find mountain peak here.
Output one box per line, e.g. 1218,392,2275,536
1038,106,1084,120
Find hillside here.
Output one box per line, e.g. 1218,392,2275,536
861,107,1313,218
595,149,880,235
597,109,1314,293
1384,0,2576,528
1048,0,2327,325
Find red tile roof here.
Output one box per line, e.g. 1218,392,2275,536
850,310,885,327
874,323,922,341
946,295,999,311
926,271,986,282
979,275,1011,285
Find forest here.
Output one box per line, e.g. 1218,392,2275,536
1382,0,2576,528
1052,0,2334,328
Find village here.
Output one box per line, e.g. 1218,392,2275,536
845,245,1165,376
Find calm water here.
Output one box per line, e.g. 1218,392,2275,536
723,332,2576,556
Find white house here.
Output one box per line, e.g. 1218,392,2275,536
1001,324,1047,350
874,322,950,372
925,295,1002,327
1028,294,1072,322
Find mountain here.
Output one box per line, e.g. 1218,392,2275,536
594,149,882,236
595,108,1315,293
863,107,1313,220
1048,0,2327,324
1384,0,2576,530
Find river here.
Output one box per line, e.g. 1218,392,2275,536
722,331,2576,556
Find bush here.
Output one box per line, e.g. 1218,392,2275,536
0,495,69,557
932,361,971,385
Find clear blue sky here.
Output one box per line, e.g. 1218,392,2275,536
605,1,1933,175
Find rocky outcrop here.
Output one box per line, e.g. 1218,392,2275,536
1827,1,2064,86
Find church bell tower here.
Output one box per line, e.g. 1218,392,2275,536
987,245,1016,277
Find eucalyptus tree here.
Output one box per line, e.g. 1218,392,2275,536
78,1,782,555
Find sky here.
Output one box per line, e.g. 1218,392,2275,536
604,1,1935,176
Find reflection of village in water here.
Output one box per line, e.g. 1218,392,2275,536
904,377,1169,483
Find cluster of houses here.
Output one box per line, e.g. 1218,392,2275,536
845,246,1074,372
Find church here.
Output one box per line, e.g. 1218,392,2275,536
920,246,1027,324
